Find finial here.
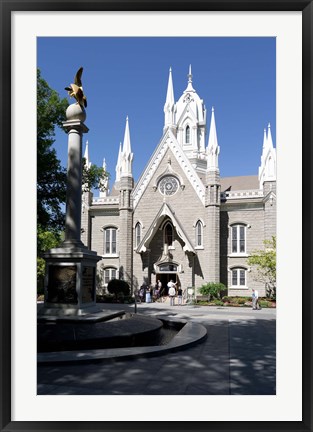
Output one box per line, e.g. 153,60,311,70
212,106,214,112
188,64,192,83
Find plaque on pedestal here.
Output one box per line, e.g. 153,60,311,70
47,265,78,304
82,266,95,303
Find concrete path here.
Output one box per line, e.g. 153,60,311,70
37,302,276,395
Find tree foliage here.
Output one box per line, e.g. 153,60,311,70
247,236,276,299
82,157,109,193
37,227,62,293
37,68,68,232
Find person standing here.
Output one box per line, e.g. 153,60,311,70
157,280,164,302
168,280,176,306
139,282,147,303
177,286,183,305
252,288,259,310
145,286,152,303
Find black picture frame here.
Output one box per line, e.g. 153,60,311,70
1,1,312,431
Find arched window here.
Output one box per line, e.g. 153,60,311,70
195,220,203,247
104,227,117,255
164,222,174,246
185,125,190,143
104,267,118,285
231,224,246,254
135,222,141,248
231,267,247,287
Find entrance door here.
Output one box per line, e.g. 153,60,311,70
156,274,179,295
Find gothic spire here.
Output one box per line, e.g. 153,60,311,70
258,123,276,187
83,140,91,169
115,142,122,182
164,67,175,131
99,158,109,197
267,123,274,149
165,67,174,108
263,128,267,149
185,64,195,93
207,107,220,171
121,116,133,177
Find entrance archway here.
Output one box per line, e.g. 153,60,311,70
156,273,180,296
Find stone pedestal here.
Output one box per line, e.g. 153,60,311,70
40,246,100,316
39,103,101,317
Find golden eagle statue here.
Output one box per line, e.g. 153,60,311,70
65,67,87,108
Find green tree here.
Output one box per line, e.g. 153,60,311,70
247,236,276,299
37,227,62,295
37,68,68,233
82,157,109,193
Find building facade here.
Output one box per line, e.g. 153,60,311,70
81,67,276,297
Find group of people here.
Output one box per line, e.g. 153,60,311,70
138,281,161,303
137,279,183,306
138,282,260,309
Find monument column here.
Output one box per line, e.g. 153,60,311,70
39,68,102,317
62,105,88,247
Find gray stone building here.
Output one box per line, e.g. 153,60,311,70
81,67,276,297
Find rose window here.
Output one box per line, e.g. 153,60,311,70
159,176,179,196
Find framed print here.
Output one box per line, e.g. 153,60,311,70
1,1,312,431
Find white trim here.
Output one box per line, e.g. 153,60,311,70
228,264,249,271
100,223,119,232
103,227,118,255
193,217,206,228
102,266,119,286
230,223,247,254
136,203,195,253
134,221,142,248
194,219,204,247
229,285,249,290
229,267,248,288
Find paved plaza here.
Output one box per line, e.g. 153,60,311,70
37,302,276,395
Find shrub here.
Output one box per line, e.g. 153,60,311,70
107,279,130,300
213,299,224,306
259,300,269,308
237,298,246,305
199,282,226,300
96,293,115,303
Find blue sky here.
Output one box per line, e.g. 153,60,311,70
37,37,276,187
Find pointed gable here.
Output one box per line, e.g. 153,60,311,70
136,202,195,253
132,128,205,208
